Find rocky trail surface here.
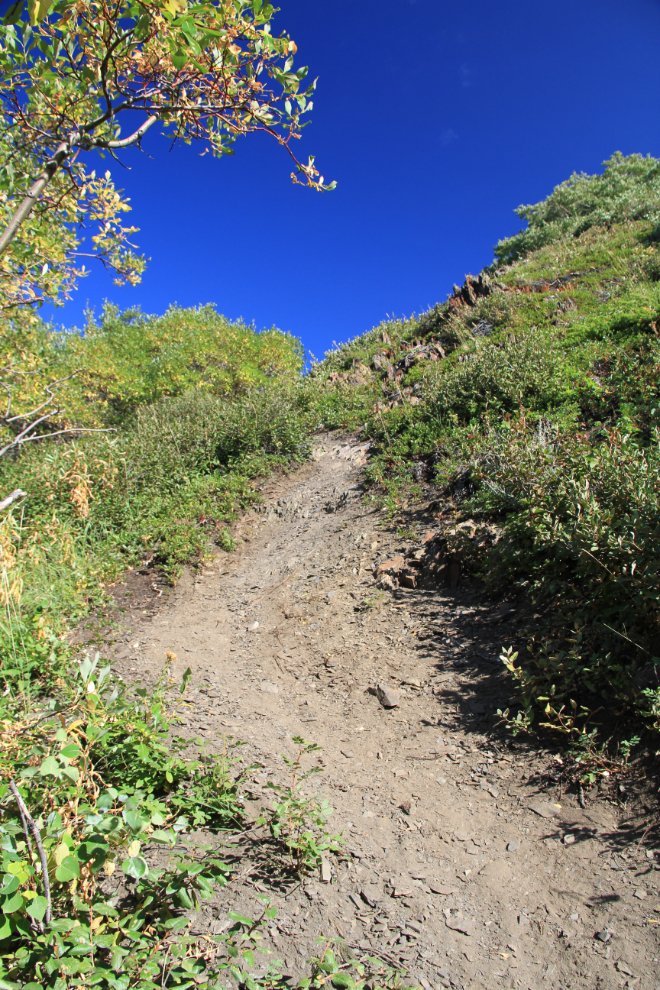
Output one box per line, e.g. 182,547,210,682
93,435,660,990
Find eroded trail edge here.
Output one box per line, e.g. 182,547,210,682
101,436,660,990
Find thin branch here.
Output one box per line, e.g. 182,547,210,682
0,426,115,461
8,780,51,926
105,113,158,149
0,489,26,512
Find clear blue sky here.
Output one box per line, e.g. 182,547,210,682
50,0,660,358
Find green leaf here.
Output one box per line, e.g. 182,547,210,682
55,855,80,883
26,895,48,922
3,1,23,25
123,809,145,833
174,887,194,909
0,913,12,940
122,856,148,879
331,975,353,988
60,744,81,759
78,840,108,869
1,875,20,896
150,829,176,844
0,890,24,914
106,977,130,990
39,756,60,777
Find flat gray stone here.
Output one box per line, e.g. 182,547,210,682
528,801,560,819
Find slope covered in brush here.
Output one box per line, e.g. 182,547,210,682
313,153,660,741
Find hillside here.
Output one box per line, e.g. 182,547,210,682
2,153,660,990
311,152,660,748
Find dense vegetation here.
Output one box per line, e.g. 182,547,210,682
3,151,660,987
315,152,660,746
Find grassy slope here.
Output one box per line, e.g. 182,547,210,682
0,304,313,691
313,209,660,745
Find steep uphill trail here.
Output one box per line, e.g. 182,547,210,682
100,435,660,990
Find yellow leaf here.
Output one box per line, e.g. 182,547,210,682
54,842,69,866
28,0,51,24
127,840,141,857
6,861,28,877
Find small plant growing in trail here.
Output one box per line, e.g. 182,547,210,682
257,737,342,873
303,942,418,990
356,591,385,612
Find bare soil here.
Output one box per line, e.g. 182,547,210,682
91,435,660,990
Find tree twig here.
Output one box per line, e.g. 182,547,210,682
0,489,26,512
9,779,51,926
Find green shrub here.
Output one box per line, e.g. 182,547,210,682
494,152,660,265
470,423,660,734
423,332,571,423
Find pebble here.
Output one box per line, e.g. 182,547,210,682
445,916,475,937
247,621,259,631
341,749,354,759
376,683,402,708
507,840,520,852
429,882,457,895
260,681,279,695
563,833,576,845
633,888,647,899
360,885,382,908
595,929,611,942
528,801,560,819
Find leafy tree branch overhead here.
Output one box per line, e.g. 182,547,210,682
0,0,334,307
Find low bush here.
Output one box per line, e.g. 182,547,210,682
467,421,660,735
0,655,244,989
494,152,660,265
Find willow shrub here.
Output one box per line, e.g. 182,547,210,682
472,421,660,735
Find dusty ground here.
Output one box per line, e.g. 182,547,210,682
95,435,660,990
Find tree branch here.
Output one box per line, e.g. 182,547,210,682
0,426,115,461
0,489,26,512
0,139,75,257
104,113,159,148
8,780,51,927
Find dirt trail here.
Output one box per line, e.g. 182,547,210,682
103,435,660,990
